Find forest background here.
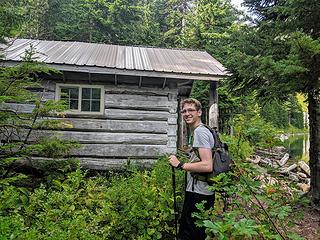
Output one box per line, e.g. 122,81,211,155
0,0,319,239
0,0,309,131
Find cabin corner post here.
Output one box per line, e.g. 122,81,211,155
177,96,188,149
208,81,218,130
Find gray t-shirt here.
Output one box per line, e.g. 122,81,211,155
186,124,215,195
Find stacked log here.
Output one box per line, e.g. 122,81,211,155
247,147,310,193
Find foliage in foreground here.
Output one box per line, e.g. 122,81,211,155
192,129,309,240
194,161,308,240
0,124,310,240
0,148,311,240
0,158,184,240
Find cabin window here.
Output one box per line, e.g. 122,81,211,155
56,84,104,115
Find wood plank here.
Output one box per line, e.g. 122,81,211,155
168,116,177,125
16,157,157,170
73,144,176,157
2,103,177,121
167,136,177,148
40,118,168,133
34,91,55,100
105,85,178,96
105,94,177,112
1,103,35,114
105,109,176,121
2,130,167,145
80,158,156,169
167,125,177,136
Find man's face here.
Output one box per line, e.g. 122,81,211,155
181,103,202,125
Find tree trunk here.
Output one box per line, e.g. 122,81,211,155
308,90,320,205
209,81,219,130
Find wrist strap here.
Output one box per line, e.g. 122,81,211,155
177,161,185,170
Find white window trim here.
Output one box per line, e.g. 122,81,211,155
55,83,105,115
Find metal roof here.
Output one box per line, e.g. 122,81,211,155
1,38,227,80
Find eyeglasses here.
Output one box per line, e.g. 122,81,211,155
181,108,197,114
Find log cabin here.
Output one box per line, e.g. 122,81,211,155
0,38,226,169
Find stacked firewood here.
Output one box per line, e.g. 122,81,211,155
247,147,310,193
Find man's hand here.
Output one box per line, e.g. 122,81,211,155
168,155,180,168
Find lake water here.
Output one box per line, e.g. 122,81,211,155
280,134,309,162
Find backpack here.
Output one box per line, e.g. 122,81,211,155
191,125,233,183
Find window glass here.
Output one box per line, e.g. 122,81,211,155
69,88,79,99
70,100,79,110
58,85,102,113
82,88,91,99
60,88,69,98
91,100,101,112
92,88,101,99
81,99,90,111
60,87,79,110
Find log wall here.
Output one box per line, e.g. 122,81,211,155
1,82,178,169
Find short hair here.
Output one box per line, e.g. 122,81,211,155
181,98,202,111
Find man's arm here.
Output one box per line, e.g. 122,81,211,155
169,147,213,172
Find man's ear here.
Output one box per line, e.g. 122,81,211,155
197,109,202,117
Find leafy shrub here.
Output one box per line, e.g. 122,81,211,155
0,157,184,240
232,114,280,148
193,159,308,240
221,134,253,160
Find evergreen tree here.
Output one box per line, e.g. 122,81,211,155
0,0,25,42
180,0,239,58
226,0,320,204
0,11,78,184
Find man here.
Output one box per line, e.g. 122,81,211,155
169,98,215,240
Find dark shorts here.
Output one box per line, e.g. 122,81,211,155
178,191,215,240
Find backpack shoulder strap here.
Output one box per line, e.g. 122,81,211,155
201,124,223,149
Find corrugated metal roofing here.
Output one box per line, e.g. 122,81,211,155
1,38,226,79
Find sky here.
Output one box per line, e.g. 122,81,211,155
231,0,244,9
230,0,249,13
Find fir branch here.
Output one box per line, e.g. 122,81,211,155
0,109,31,120
2,82,48,178
0,78,18,96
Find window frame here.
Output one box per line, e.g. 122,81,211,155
56,83,105,115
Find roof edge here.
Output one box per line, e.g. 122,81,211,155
1,61,225,81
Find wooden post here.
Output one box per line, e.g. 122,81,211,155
177,96,188,149
208,81,218,130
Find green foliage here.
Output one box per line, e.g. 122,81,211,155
190,80,210,110
225,0,320,203
224,0,320,105
193,160,309,240
261,100,290,129
0,157,184,239
221,134,253,161
99,157,184,239
179,0,239,57
20,137,80,159
0,0,50,40
29,0,189,46
0,47,76,191
260,95,304,131
0,1,25,41
231,113,280,149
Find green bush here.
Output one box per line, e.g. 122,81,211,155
232,114,280,148
0,157,184,240
193,160,308,240
221,134,253,160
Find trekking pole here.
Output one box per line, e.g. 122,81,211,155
171,166,178,240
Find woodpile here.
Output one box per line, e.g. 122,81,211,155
247,147,310,193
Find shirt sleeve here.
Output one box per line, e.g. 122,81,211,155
192,126,214,149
